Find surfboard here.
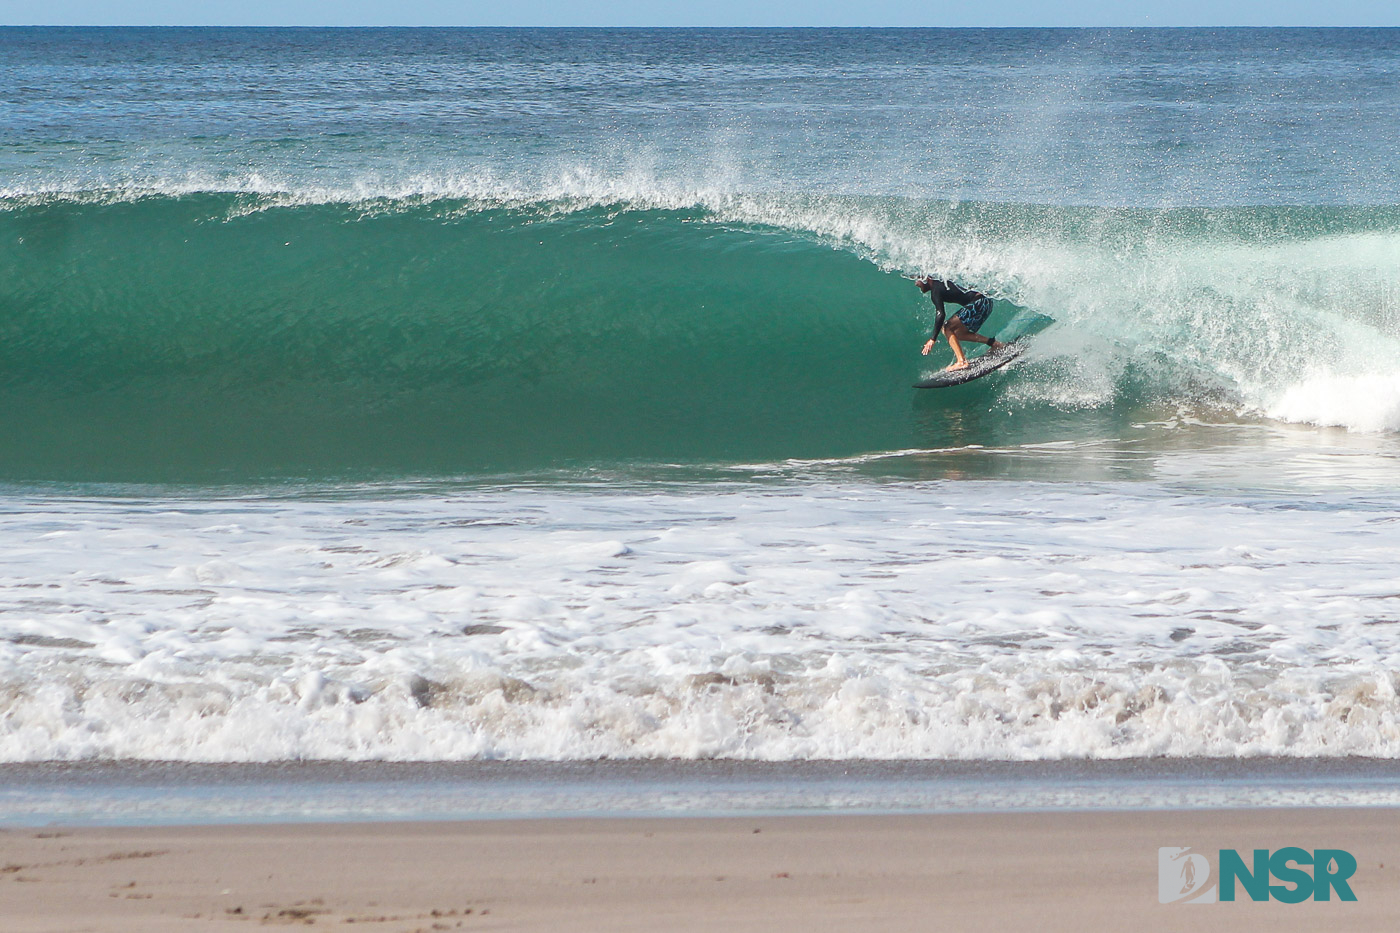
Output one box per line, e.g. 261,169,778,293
914,339,1028,388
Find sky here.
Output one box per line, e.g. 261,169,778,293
2,1,1398,27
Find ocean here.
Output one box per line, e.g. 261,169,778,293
3,27,1400,784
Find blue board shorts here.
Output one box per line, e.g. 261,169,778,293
954,296,994,333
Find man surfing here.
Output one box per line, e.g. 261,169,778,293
916,276,1005,370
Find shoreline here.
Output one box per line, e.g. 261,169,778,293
5,758,1400,827
4,809,1398,932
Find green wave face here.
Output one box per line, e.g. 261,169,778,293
5,193,1399,482
0,195,953,481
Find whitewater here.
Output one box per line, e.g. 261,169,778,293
2,26,1399,763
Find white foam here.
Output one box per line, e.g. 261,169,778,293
2,480,1399,762
1269,372,1400,433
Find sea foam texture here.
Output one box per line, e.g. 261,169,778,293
3,481,1399,762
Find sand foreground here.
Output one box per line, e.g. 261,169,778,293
3,809,1398,932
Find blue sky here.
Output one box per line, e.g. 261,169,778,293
3,1,1398,27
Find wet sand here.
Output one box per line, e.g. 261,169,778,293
3,809,1399,931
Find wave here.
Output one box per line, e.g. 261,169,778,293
2,184,1399,480
11,654,1400,762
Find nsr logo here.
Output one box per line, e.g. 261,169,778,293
1159,847,1358,904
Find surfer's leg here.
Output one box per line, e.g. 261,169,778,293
942,318,999,369
961,299,1004,349
944,326,970,370
946,307,1003,361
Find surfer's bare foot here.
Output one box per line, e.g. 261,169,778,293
989,340,1006,352
944,359,970,371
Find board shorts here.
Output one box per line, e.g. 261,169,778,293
954,296,994,333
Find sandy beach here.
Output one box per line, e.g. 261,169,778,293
2,808,1397,932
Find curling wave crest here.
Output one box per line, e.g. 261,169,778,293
3,177,1397,484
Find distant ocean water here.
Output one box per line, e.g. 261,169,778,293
2,27,1399,763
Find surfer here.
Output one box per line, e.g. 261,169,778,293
916,276,1004,370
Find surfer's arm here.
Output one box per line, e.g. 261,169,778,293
921,298,946,355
